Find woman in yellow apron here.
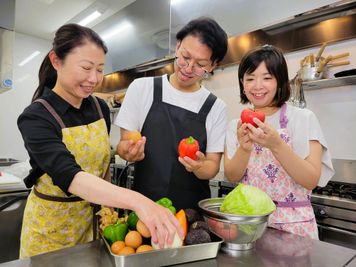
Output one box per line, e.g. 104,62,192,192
17,24,183,258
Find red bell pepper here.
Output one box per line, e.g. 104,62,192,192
178,136,199,160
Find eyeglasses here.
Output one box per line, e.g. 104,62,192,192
174,56,210,77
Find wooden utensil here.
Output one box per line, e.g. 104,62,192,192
316,42,327,62
330,52,350,61
309,53,315,67
328,61,350,68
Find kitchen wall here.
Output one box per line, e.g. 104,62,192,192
0,34,355,161
0,32,50,161
205,38,356,160
0,30,116,161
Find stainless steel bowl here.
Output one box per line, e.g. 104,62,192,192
198,198,273,251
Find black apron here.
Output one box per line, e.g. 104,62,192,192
133,76,217,210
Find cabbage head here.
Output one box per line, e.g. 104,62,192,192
220,183,276,215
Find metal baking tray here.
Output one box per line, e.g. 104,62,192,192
101,232,223,267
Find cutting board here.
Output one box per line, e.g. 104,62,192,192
0,171,22,185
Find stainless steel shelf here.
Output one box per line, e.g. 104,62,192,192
302,75,356,90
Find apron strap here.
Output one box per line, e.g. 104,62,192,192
33,186,83,202
198,93,217,118
34,99,66,129
153,76,163,103
91,96,104,119
91,204,100,240
273,200,311,208
279,103,288,129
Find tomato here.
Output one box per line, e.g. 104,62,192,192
178,136,199,160
240,108,265,127
207,219,238,241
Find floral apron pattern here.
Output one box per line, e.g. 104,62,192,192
20,97,111,258
243,103,318,239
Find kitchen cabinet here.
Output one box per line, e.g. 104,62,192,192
0,190,29,263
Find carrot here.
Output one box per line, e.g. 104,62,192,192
175,209,188,237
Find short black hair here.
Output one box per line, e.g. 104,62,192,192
238,45,290,107
176,17,228,64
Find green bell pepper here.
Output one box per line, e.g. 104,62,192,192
156,197,172,208
127,211,139,230
156,197,176,215
168,205,176,215
103,224,116,244
103,222,128,244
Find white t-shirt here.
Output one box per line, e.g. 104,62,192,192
114,74,228,153
225,104,334,186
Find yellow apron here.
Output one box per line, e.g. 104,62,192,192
20,96,110,258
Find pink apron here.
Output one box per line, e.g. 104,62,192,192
243,103,318,239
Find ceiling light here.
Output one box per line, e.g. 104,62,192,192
101,21,132,40
78,10,102,26
18,51,41,67
170,0,183,5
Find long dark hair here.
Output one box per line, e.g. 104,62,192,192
238,45,290,107
32,23,107,102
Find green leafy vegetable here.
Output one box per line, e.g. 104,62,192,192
220,183,276,215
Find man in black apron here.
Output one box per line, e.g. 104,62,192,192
116,17,228,210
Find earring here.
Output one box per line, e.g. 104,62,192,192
243,90,246,94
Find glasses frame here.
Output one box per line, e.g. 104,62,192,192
174,55,211,78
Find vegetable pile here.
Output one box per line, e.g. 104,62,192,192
98,197,212,255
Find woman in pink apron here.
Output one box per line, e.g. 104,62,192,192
18,24,183,258
224,45,334,239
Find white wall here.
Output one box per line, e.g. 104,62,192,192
0,31,115,161
205,38,356,160
0,32,51,160
1,33,355,161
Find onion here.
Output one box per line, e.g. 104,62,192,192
151,232,183,249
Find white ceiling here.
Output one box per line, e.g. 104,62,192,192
15,0,136,40
9,0,349,73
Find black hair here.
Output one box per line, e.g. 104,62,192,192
176,17,228,64
32,23,107,102
238,45,290,107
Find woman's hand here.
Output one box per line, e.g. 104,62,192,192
237,120,253,152
246,118,283,151
134,198,184,248
117,137,146,162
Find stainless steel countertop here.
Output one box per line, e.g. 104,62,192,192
1,228,355,267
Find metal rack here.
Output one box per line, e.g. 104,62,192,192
302,75,356,90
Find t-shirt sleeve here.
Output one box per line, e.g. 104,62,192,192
206,100,227,153
114,79,142,131
17,105,83,194
225,119,239,159
290,108,334,187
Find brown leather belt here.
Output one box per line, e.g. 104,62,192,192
33,186,99,239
